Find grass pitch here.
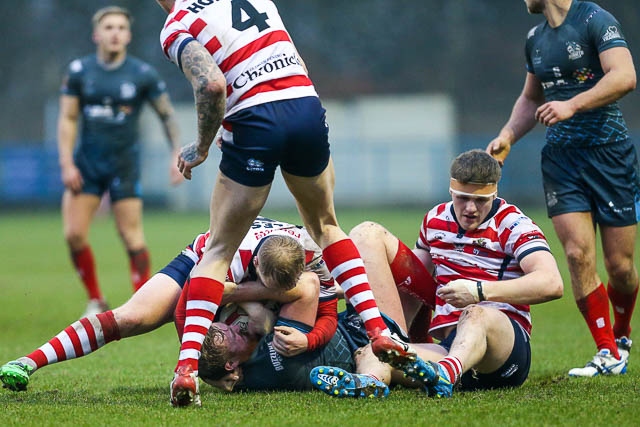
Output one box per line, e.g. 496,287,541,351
1,208,639,426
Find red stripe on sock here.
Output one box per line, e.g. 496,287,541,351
25,350,48,368
96,310,120,343
50,337,67,362
64,325,84,358
79,317,98,351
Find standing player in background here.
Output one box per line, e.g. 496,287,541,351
58,6,183,318
486,0,638,377
154,0,415,407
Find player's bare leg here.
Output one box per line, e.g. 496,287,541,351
171,172,270,407
62,191,107,316
283,162,417,365
113,197,150,291
554,213,627,376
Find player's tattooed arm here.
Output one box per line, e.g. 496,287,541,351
180,40,226,155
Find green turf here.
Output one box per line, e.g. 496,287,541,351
1,208,639,426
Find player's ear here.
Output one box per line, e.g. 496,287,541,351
225,360,240,371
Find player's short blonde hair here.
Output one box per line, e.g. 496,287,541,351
450,149,502,185
92,6,133,29
256,235,305,291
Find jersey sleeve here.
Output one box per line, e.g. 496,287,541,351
159,12,197,69
305,298,338,351
501,211,551,262
60,59,83,97
587,8,628,53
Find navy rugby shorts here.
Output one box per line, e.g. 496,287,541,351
219,96,331,187
75,151,141,201
439,317,531,391
541,140,640,226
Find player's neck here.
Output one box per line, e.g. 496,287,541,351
96,50,127,70
544,0,572,28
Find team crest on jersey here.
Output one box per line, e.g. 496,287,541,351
246,158,265,173
566,42,584,60
473,238,488,248
120,82,136,99
602,26,621,42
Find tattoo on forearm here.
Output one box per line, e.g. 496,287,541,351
182,42,226,148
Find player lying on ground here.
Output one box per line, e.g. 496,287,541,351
317,149,564,398
0,217,337,398
193,273,431,397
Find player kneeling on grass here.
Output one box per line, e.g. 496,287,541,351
313,150,564,398
0,217,338,401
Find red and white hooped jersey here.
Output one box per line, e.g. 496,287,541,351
417,199,551,339
182,216,336,302
159,0,318,117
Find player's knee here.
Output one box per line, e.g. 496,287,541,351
604,256,636,284
349,221,384,242
458,304,488,325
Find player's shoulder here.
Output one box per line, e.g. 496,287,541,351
572,1,615,26
65,54,96,75
526,21,546,41
493,199,536,229
123,55,158,74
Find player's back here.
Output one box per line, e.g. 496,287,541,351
160,0,317,116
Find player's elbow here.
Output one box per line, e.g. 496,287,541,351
194,77,225,99
545,271,564,302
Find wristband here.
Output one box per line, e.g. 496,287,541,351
476,281,486,302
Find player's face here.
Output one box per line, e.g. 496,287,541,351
450,189,496,231
93,13,131,54
202,366,244,392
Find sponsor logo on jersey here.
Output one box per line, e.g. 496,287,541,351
602,26,621,42
267,341,284,371
532,49,542,66
232,53,302,90
566,41,584,60
573,68,595,83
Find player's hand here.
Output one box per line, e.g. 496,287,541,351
177,142,208,180
272,326,308,357
436,279,481,308
535,100,576,126
486,135,511,167
61,164,83,194
169,151,185,186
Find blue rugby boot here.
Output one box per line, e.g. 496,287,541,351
310,366,389,398
395,356,453,398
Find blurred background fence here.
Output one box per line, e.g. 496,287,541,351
1,0,638,211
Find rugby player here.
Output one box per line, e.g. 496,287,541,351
486,0,637,377
57,6,182,317
154,0,415,406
